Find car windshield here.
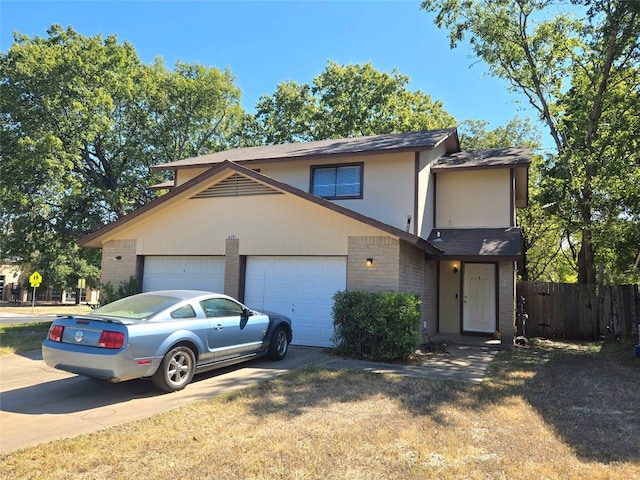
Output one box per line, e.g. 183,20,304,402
92,294,182,320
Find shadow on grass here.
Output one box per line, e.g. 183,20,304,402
236,337,639,464
523,338,639,463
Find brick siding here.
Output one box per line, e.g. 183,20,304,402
100,239,137,290
224,237,241,299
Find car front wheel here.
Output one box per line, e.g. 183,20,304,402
268,326,289,360
152,345,196,392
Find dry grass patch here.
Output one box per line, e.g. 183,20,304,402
1,339,639,479
0,322,52,355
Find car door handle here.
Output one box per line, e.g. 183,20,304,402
213,324,223,330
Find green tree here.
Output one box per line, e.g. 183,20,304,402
143,60,245,163
254,61,456,142
421,0,640,284
457,116,542,150
0,25,245,290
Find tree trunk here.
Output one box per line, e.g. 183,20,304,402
577,228,596,285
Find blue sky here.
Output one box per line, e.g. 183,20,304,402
1,0,541,138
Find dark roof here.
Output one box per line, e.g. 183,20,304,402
426,228,522,260
79,160,442,255
153,129,459,170
431,147,531,171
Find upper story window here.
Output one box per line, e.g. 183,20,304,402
311,163,363,199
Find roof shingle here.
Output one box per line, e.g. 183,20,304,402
153,129,458,170
427,227,522,259
432,147,531,171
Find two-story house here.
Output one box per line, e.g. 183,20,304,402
79,129,530,348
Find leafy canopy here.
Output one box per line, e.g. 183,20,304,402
254,61,456,143
0,25,244,289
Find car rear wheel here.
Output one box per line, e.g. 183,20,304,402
268,326,289,360
152,345,195,392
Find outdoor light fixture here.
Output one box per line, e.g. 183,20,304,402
366,258,374,267
453,264,459,274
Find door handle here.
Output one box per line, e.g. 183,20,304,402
213,324,223,330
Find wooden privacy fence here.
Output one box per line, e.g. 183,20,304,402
516,281,640,340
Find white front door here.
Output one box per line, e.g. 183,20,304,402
463,263,496,333
244,256,347,347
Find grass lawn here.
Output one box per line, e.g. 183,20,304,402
1,336,638,479
0,322,52,355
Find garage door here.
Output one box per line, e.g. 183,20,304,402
143,256,225,293
244,256,346,347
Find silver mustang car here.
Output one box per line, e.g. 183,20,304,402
42,290,293,392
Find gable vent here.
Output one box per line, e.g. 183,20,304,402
191,173,282,199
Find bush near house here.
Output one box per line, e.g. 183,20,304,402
332,291,421,361
100,276,138,305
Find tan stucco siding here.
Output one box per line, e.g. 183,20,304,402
169,151,423,234
176,168,210,186
436,169,511,228
417,145,448,239
99,193,391,257
247,152,417,232
498,260,516,348
438,260,462,334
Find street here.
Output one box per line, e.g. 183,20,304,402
0,314,56,325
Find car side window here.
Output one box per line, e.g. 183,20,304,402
170,305,196,319
200,298,244,318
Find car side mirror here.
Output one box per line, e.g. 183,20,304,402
242,308,253,318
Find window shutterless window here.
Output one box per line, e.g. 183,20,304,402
311,163,363,199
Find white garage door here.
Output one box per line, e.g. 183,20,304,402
143,256,225,293
244,256,346,347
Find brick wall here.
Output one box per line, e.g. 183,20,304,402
224,237,241,300
347,236,400,292
100,239,138,290
399,242,433,341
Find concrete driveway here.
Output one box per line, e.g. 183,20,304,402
0,346,327,454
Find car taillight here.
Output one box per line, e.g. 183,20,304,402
98,331,125,349
49,325,64,342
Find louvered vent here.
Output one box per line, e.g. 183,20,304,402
191,174,282,199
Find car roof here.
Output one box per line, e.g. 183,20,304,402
137,290,231,301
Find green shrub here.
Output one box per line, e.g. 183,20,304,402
331,291,421,361
100,276,138,305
